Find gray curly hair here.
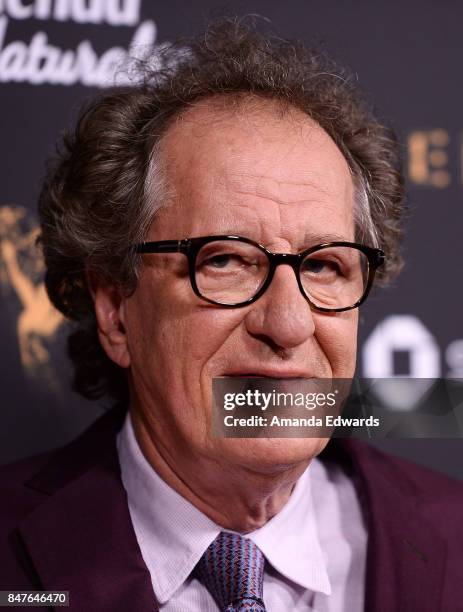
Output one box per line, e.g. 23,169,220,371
38,17,405,404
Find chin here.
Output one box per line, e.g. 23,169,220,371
220,437,330,473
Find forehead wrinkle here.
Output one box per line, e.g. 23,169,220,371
227,171,339,206
233,188,331,208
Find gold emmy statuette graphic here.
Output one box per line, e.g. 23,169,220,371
0,205,63,377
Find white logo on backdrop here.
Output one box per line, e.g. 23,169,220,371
0,0,157,86
362,315,441,411
362,314,441,379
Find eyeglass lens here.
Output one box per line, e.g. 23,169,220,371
194,240,368,308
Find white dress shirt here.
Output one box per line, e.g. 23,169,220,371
117,413,367,611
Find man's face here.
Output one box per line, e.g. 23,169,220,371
121,98,358,473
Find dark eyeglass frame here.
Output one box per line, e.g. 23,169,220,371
134,235,385,312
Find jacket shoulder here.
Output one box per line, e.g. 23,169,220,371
0,451,55,521
0,407,124,521
359,442,463,498
0,409,125,589
346,440,463,536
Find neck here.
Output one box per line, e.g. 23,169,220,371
130,408,310,533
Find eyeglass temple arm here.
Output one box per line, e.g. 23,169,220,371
135,239,191,254
372,249,385,268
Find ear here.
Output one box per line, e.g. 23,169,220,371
91,280,131,369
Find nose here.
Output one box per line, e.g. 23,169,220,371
244,264,315,350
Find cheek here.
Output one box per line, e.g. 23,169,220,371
314,310,358,377
171,308,247,378
125,276,245,381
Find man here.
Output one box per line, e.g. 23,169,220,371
1,19,462,611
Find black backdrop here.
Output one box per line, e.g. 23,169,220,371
1,0,462,480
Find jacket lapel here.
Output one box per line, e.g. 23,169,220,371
17,410,157,611
337,440,446,612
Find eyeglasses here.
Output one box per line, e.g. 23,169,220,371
134,235,385,312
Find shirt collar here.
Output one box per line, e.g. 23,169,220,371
117,412,331,603
249,464,331,595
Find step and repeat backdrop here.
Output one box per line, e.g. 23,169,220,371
1,0,462,477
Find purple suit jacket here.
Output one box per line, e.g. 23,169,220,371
1,407,462,611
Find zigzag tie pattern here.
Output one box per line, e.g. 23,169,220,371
194,531,267,611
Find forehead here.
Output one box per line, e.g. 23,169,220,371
154,96,355,245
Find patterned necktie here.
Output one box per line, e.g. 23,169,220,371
194,531,267,612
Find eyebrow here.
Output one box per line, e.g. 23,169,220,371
197,229,353,249
301,231,352,245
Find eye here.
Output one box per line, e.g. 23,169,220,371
202,253,250,269
304,259,325,273
205,254,232,268
196,240,267,277
302,258,340,275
